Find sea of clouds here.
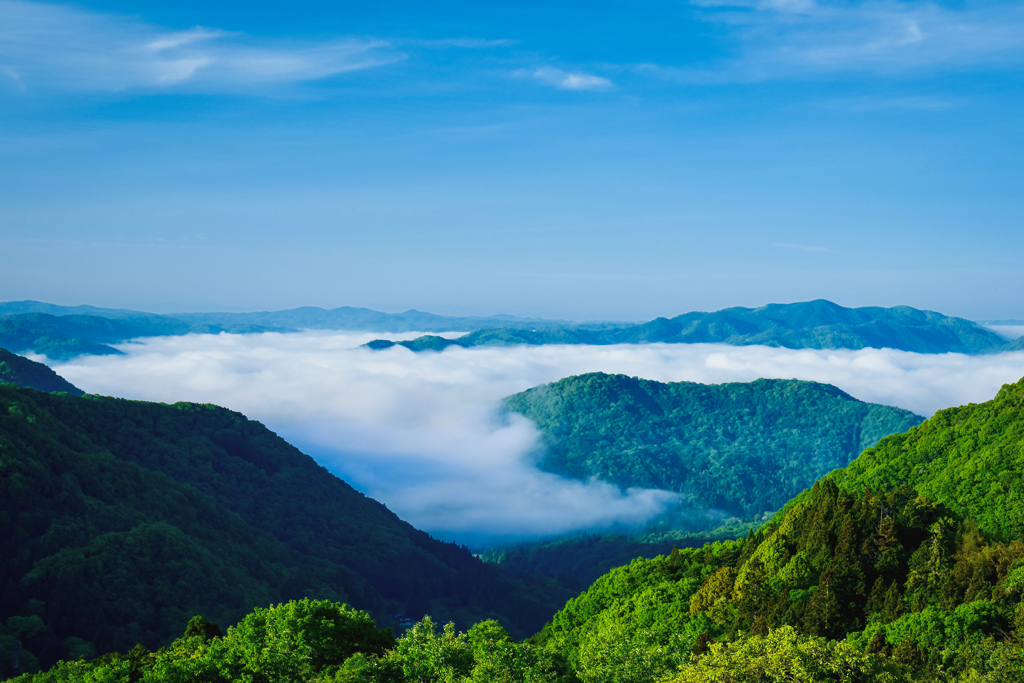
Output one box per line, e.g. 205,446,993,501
51,332,1024,546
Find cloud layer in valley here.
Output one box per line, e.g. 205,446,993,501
52,332,1024,545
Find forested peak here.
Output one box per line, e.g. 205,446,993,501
504,373,923,518
994,375,1024,402
831,374,1024,541
0,349,83,395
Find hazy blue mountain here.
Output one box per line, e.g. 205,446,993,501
1003,336,1024,351
5,299,1015,359
503,373,924,517
0,300,599,334
0,301,625,359
0,349,83,395
371,300,1011,355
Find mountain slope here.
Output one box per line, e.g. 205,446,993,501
504,373,924,517
831,376,1024,540
0,349,83,395
533,377,1024,682
0,386,554,671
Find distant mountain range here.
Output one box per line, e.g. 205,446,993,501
370,300,1022,355
2,299,1021,360
503,373,923,519
0,300,621,360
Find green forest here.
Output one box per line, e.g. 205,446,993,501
0,382,567,674
0,349,82,395
503,373,923,518
4,351,1024,681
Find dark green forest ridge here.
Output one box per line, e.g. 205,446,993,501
369,299,1021,355
10,378,1024,683
503,373,924,518
4,299,1022,359
0,384,564,673
0,349,82,395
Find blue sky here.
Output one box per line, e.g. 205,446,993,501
2,0,1023,320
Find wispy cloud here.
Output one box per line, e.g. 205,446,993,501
52,331,1024,545
0,0,402,93
516,66,613,91
660,0,1024,81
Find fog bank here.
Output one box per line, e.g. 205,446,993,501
53,332,1024,545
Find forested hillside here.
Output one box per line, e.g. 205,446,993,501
8,379,1024,682
831,378,1024,539
0,349,82,395
529,376,1024,682
504,373,923,517
0,386,559,673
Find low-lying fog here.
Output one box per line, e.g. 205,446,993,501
52,332,1024,547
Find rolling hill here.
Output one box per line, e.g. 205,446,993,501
503,373,924,518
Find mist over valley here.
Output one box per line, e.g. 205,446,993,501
45,328,1024,546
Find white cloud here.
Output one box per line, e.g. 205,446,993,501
0,0,401,92
983,325,1024,341
517,66,613,91
52,332,1024,545
670,0,1024,79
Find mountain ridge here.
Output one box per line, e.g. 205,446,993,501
0,349,83,395
369,300,1020,356
0,385,560,671
4,299,1020,360
503,373,924,518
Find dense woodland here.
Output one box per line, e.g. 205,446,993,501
0,382,567,674
3,353,1024,681
504,373,923,517
0,350,82,395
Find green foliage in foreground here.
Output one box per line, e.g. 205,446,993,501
663,626,911,683
535,481,1024,682
10,596,1021,683
3,600,578,683
504,373,923,517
